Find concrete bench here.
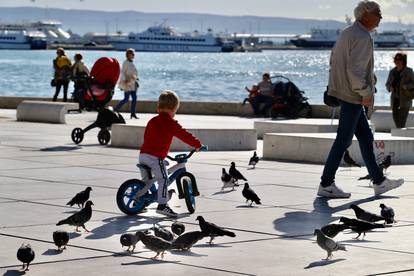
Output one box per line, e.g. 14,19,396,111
111,124,257,151
392,127,414,138
370,110,414,132
16,100,79,124
263,132,414,164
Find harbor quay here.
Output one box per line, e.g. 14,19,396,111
1,104,414,276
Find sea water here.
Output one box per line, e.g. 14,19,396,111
0,49,412,105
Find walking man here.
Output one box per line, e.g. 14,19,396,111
317,1,404,198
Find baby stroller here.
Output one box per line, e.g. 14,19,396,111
71,57,125,145
270,75,312,119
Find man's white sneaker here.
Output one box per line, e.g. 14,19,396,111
317,183,351,198
374,177,404,196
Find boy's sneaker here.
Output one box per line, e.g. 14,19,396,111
373,177,404,196
156,204,178,218
317,183,351,198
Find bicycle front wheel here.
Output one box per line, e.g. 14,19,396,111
178,172,196,214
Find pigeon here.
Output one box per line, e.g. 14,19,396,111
53,230,69,251
380,203,395,224
17,243,35,271
136,230,172,259
339,217,385,239
321,223,349,238
343,150,361,168
66,187,92,208
171,221,185,236
120,231,140,252
56,200,94,232
229,162,247,183
248,151,259,169
314,229,346,260
242,183,261,206
378,155,392,173
152,224,174,241
171,231,205,251
196,215,236,244
350,204,385,223
221,168,237,191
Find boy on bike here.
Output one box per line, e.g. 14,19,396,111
138,90,202,218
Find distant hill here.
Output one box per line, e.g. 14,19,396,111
0,7,412,35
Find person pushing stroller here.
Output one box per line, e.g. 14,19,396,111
137,90,203,218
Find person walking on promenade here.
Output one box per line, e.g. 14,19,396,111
115,48,139,119
386,52,414,128
52,47,72,102
317,0,404,198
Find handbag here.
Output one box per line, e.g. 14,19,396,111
50,79,57,87
323,88,339,107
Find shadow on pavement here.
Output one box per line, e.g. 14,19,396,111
40,146,80,152
304,258,346,269
2,270,25,276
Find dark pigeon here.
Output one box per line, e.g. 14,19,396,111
137,230,172,259
67,187,92,208
229,162,247,183
350,204,385,223
314,229,346,260
221,168,237,190
171,231,205,251
339,217,385,239
321,223,349,238
378,155,392,173
242,183,261,206
196,215,236,244
171,221,185,236
152,224,174,241
17,243,35,271
53,230,69,251
120,231,140,252
380,203,395,224
343,150,361,168
248,151,259,169
56,200,94,232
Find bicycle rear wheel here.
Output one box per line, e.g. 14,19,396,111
116,179,148,215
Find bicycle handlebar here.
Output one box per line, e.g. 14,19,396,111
166,145,208,161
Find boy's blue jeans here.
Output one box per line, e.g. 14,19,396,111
320,100,384,187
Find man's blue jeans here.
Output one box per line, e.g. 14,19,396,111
320,100,384,186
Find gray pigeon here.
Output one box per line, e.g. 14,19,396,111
314,229,346,260
321,223,349,238
56,200,94,232
152,224,174,241
171,221,185,236
248,151,259,169
66,187,92,208
350,204,385,223
136,231,172,259
196,215,236,244
120,232,141,252
17,243,35,271
171,231,205,251
380,203,395,224
378,155,392,173
229,162,247,183
53,230,69,251
221,168,237,190
242,183,261,206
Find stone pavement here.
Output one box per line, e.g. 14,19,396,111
1,109,414,276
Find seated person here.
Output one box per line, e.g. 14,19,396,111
242,84,260,105
251,73,274,116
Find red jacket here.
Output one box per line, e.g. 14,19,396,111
140,112,202,159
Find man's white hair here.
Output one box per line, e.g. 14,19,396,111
354,1,381,21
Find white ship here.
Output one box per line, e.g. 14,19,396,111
291,28,408,48
0,24,47,49
109,24,230,52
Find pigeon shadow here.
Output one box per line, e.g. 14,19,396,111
170,250,208,257
212,190,236,195
341,239,380,243
235,205,258,208
273,196,383,237
121,259,181,266
2,270,25,276
193,243,231,248
304,258,346,269
40,146,80,152
42,248,63,255
86,215,156,240
69,232,82,239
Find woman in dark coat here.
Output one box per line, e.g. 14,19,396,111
386,52,414,128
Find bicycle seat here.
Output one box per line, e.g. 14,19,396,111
136,163,153,180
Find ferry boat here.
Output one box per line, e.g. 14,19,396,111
109,24,230,52
290,28,408,48
0,24,47,50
